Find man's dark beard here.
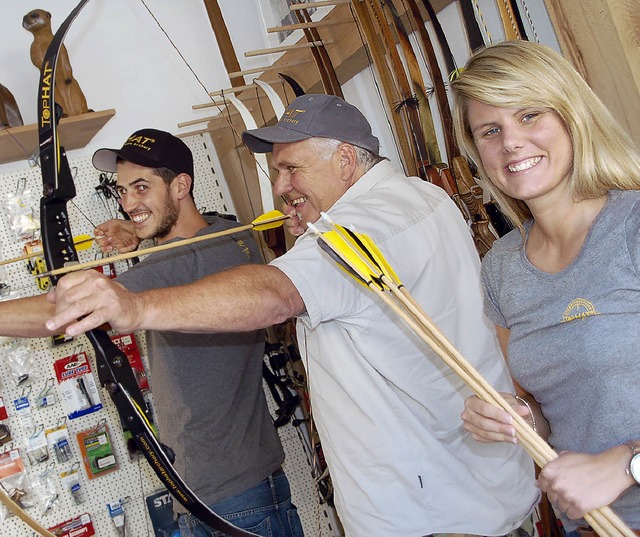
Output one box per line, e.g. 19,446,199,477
153,193,179,241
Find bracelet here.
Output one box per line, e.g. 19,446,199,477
515,395,537,433
621,442,640,476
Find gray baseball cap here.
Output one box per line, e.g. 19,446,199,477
242,94,379,154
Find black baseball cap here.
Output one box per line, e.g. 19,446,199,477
242,94,379,154
92,128,194,178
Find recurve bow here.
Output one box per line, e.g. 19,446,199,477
289,0,344,97
384,0,441,166
408,0,500,254
349,0,418,177
37,2,257,535
495,0,527,40
365,0,435,179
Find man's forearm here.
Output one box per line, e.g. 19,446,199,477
0,294,57,338
48,264,305,337
141,264,304,333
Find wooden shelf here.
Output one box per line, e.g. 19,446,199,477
0,109,116,164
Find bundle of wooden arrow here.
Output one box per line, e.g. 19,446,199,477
308,212,635,537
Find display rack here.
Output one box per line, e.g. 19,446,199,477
0,109,116,165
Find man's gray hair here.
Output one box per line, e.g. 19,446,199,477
308,137,382,172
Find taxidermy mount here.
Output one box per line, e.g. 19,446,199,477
23,8,91,118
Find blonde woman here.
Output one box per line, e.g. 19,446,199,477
452,40,640,536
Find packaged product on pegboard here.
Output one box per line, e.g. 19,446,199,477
48,512,95,537
53,350,102,419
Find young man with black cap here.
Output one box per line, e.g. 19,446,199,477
48,97,538,537
0,129,304,537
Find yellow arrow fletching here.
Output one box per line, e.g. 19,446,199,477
73,234,94,251
252,210,289,231
321,231,383,289
316,234,369,289
358,233,402,286
328,222,401,288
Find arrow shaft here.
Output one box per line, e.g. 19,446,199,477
0,236,94,267
40,214,289,278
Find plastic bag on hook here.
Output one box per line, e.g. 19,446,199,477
0,449,36,522
1,178,39,242
2,340,38,387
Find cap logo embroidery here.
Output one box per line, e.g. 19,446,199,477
280,108,306,125
125,135,156,151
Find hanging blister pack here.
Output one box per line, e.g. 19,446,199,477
107,498,127,536
0,262,10,300
110,333,149,392
0,396,9,446
53,350,102,419
31,463,59,515
13,386,33,430
0,395,8,422
1,178,40,242
48,512,95,537
36,378,57,409
23,237,51,291
25,424,49,465
77,421,118,479
46,422,74,464
60,465,85,505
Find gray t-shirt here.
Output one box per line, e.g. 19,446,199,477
482,189,640,529
116,216,284,507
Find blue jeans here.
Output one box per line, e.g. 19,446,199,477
177,468,304,537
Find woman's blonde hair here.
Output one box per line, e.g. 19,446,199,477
451,40,640,230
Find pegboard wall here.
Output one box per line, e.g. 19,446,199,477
0,134,339,536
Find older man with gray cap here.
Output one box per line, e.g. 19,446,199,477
48,95,538,537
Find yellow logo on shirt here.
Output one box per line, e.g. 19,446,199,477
561,298,600,323
236,239,251,259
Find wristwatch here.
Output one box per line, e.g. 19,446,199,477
623,442,640,485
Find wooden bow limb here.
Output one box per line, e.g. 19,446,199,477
364,0,434,177
37,211,289,279
290,0,344,97
495,0,526,40
349,0,418,177
451,156,498,257
253,79,286,118
458,0,489,52
385,0,441,165
289,0,350,9
312,219,636,537
402,0,458,161
278,73,306,98
458,0,490,50
403,0,499,253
